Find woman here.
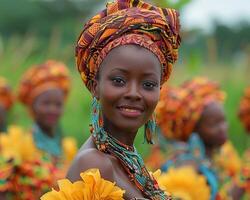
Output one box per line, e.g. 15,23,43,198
238,86,250,197
239,86,250,134
151,77,242,199
67,0,181,199
18,60,71,158
0,77,14,132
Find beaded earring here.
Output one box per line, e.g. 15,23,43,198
144,114,156,144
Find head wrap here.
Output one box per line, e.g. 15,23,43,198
238,86,250,133
76,0,181,92
18,60,70,106
156,77,226,141
0,77,14,111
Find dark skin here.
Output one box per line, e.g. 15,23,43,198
32,88,64,137
194,102,244,199
67,44,161,199
194,101,228,158
0,104,6,132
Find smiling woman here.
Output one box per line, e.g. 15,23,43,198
65,0,181,199
17,60,71,158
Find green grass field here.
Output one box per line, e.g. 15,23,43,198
0,35,249,157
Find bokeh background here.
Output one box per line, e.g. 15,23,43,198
0,0,249,156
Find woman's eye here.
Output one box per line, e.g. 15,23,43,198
111,77,125,86
143,81,158,90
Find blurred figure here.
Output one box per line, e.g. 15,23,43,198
17,60,72,159
146,77,243,200
238,86,250,198
239,86,250,133
0,126,58,199
0,61,77,199
0,77,14,132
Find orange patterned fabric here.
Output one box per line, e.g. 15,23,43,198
238,86,250,133
156,77,225,141
76,0,181,92
18,60,70,106
0,77,14,110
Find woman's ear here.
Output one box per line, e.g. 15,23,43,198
91,79,100,100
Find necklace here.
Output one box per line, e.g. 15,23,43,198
91,128,170,200
90,100,171,199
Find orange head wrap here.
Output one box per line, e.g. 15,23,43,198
18,60,70,106
0,77,14,111
156,77,226,141
76,0,181,92
238,86,250,133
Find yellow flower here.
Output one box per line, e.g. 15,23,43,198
62,137,78,163
41,179,85,200
0,125,40,162
214,141,242,177
41,168,125,200
153,167,211,200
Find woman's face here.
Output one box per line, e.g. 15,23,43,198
95,44,161,134
32,88,64,132
196,102,228,148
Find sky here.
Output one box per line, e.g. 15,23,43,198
181,0,250,32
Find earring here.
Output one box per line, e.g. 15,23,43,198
91,97,103,134
144,114,156,144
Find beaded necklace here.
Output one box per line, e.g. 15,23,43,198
90,98,171,200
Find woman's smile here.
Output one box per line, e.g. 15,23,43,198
117,105,144,118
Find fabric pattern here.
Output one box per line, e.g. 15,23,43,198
18,60,70,106
156,77,225,141
76,0,181,92
0,77,13,110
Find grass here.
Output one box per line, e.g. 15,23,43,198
0,35,249,158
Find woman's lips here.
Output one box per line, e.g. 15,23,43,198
45,114,59,123
117,106,143,118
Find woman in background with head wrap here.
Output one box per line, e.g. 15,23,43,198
0,61,77,199
18,60,71,159
239,86,250,134
238,86,250,198
0,77,14,132
64,0,181,199
151,77,243,200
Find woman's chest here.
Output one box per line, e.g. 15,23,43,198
111,159,146,199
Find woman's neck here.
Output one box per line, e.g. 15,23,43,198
103,118,137,147
205,145,218,159
37,123,55,137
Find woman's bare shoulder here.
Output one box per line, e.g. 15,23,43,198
66,142,114,182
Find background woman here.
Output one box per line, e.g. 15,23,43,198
18,60,71,159
0,77,14,132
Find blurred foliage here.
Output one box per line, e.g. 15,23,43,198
0,0,103,37
152,0,192,10
180,21,250,68
213,21,250,60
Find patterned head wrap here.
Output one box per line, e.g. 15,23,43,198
18,60,70,106
76,0,181,92
0,77,14,111
156,77,226,141
238,86,250,133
